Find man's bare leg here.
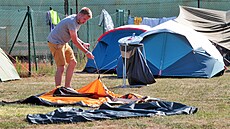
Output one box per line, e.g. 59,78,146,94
65,60,77,88
55,65,65,87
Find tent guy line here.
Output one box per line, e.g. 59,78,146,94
93,58,100,75
91,55,122,75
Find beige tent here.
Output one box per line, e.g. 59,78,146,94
176,6,230,65
0,48,20,81
176,6,230,50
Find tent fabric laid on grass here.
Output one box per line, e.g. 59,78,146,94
2,78,147,107
140,20,225,78
83,25,151,77
0,48,20,82
27,101,197,124
2,78,118,107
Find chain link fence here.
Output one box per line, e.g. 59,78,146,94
0,0,229,76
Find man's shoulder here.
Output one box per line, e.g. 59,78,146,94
60,15,76,24
65,14,77,19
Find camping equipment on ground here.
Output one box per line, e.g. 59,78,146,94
83,25,151,77
2,78,117,107
140,20,225,78
1,78,150,107
118,34,155,87
27,100,198,124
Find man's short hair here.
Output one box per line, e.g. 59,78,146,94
79,7,92,19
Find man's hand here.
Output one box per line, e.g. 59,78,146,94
85,51,94,59
82,43,90,50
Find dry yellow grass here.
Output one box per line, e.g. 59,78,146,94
0,70,230,129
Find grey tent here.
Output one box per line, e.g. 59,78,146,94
176,6,230,49
176,6,230,64
0,48,20,81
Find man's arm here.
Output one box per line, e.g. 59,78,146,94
69,30,94,59
77,38,90,50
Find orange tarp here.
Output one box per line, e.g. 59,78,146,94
39,79,120,107
77,78,119,97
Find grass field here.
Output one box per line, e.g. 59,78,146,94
0,69,229,129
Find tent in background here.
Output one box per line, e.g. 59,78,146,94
0,48,20,81
176,6,230,65
140,20,225,78
176,6,230,50
83,25,151,77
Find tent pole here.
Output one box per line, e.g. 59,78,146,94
122,44,127,87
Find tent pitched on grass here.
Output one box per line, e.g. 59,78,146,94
140,20,225,78
176,6,230,50
175,6,230,65
83,25,151,77
0,48,20,81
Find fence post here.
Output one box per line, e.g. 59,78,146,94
29,7,38,71
27,6,31,77
76,0,78,14
70,8,74,49
64,0,69,16
116,9,125,27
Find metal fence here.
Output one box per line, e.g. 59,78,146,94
0,0,229,75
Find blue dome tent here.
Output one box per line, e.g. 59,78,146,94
83,25,151,77
140,20,225,78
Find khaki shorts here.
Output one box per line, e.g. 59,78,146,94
48,42,76,66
